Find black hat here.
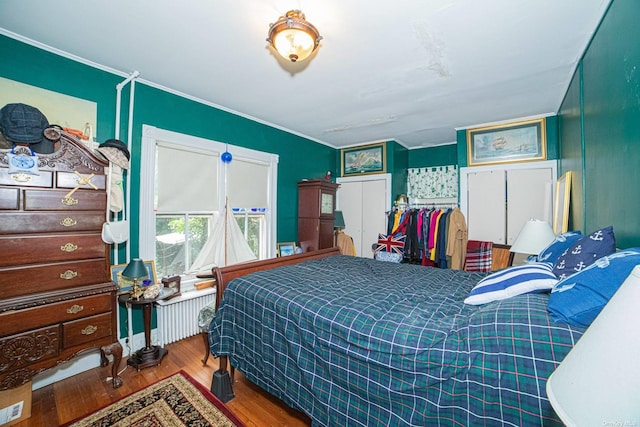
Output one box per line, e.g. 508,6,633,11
97,139,130,169
0,103,54,154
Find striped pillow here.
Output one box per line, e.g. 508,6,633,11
464,262,559,305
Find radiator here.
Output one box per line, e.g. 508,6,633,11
155,288,216,346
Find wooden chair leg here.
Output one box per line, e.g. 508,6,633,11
201,331,210,365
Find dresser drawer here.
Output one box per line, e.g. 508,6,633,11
0,187,19,210
0,292,114,336
0,212,104,235
24,189,106,211
0,325,60,373
0,169,53,188
63,312,112,349
57,171,106,191
0,259,109,299
0,234,107,267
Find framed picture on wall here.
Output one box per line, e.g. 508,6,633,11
340,142,386,177
467,118,547,166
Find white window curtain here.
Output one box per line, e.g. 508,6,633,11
156,142,218,213
407,165,458,200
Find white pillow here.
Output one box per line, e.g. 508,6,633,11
464,262,559,305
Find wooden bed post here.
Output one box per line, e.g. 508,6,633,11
208,247,341,401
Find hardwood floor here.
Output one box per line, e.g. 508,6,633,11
14,335,311,426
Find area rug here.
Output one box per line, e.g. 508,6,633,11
63,371,245,426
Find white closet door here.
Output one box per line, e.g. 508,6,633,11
467,170,506,243
338,181,363,254
506,168,553,245
361,179,387,257
337,176,389,257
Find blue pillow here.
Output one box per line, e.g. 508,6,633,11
536,231,583,265
464,262,559,305
548,248,640,327
552,226,616,280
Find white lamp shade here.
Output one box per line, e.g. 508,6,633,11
510,219,555,255
546,265,640,426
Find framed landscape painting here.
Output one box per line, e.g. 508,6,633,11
467,118,546,166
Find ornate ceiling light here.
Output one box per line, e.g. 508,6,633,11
267,10,322,63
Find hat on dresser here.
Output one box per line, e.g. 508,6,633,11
0,103,54,154
97,139,130,170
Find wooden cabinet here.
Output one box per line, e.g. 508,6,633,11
298,180,339,252
0,134,123,390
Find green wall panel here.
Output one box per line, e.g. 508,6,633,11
558,65,585,232
408,144,457,168
571,0,640,248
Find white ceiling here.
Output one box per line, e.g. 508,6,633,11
0,0,610,149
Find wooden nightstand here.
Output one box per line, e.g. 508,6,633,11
118,287,178,371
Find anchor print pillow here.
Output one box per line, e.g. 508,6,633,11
548,248,640,327
552,226,616,280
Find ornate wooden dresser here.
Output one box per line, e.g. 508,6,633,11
0,133,122,390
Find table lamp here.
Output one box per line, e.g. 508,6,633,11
334,210,346,231
509,219,555,265
122,258,148,300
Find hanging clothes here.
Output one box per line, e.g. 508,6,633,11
446,207,468,270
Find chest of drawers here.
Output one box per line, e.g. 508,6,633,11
0,134,123,390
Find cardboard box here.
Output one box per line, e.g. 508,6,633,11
0,381,32,426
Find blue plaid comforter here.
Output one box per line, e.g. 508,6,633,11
210,256,585,426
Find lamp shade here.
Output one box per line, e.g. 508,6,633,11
334,210,346,229
510,219,555,255
546,265,640,426
122,258,148,280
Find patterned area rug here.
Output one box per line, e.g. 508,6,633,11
63,371,245,426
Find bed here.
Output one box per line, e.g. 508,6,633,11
209,248,585,426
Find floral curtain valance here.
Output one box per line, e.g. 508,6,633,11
407,165,458,200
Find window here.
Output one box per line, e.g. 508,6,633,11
139,126,278,291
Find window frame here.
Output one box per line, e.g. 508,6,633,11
139,125,279,289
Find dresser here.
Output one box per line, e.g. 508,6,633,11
298,179,339,251
0,133,123,390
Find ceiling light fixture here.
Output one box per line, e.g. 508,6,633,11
267,10,322,63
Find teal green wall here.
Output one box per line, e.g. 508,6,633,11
408,144,457,168
558,0,640,249
387,141,408,203
1,34,335,336
557,64,585,232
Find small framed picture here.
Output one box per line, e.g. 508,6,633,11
110,260,157,294
277,242,297,257
161,275,182,300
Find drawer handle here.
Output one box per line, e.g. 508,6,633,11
67,304,84,314
60,270,78,280
81,325,97,335
11,173,32,183
60,217,77,227
61,196,78,206
61,243,78,252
